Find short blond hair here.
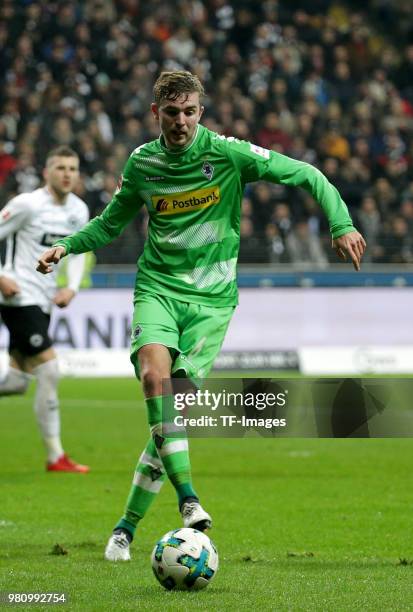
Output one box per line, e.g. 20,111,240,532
46,146,78,166
153,71,204,105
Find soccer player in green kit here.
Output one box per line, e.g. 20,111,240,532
37,71,366,561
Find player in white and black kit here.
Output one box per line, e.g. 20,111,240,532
0,146,90,472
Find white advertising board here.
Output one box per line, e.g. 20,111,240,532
299,346,413,375
224,288,413,350
0,288,412,374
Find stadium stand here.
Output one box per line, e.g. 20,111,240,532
0,0,412,265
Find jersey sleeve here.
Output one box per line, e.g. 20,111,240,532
0,196,33,241
55,155,144,255
66,254,86,292
225,138,356,239
75,201,90,230
64,203,89,290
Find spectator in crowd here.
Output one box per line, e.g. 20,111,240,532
372,177,398,216
239,216,268,264
400,198,413,233
265,223,286,264
257,112,292,153
0,151,40,200
249,183,275,232
0,140,17,186
357,195,381,263
380,216,413,264
285,220,329,268
272,203,293,240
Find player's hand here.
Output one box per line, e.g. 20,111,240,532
332,231,366,271
37,246,66,274
53,288,75,308
0,276,20,297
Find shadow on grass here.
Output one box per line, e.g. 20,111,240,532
0,472,43,482
233,555,410,570
131,585,238,596
0,542,105,560
71,541,100,549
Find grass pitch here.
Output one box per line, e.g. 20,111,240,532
1,377,412,611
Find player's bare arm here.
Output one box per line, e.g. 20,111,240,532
36,246,66,274
332,231,367,272
53,287,75,308
0,276,20,297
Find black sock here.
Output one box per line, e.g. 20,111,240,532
113,527,133,543
179,496,199,512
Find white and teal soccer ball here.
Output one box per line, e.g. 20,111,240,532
151,528,218,591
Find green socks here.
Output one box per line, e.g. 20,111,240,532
147,395,198,506
115,436,166,538
115,395,197,538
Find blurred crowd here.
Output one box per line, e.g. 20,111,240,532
1,0,413,265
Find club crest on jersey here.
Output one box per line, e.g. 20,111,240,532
201,161,214,180
133,325,143,338
68,215,78,228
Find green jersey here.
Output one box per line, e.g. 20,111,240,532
55,125,356,306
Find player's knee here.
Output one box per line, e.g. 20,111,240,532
32,358,59,388
141,367,165,397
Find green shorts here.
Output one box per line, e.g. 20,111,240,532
130,293,235,380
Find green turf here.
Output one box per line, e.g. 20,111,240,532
1,377,412,611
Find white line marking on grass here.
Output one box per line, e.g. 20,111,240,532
287,450,314,458
3,398,144,409
61,399,145,409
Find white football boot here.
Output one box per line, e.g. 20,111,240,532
104,531,131,561
181,501,212,531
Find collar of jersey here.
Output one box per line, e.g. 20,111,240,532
44,186,68,206
158,124,201,155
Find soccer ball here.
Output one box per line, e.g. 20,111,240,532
151,528,218,591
